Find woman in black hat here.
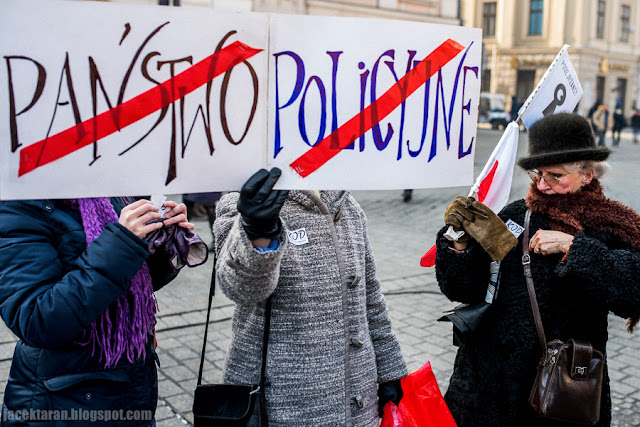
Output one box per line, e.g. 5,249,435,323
434,113,640,426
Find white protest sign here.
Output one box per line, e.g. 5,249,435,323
0,0,482,199
518,45,583,130
268,14,481,190
0,0,269,200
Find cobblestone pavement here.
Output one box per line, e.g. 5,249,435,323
1,129,639,425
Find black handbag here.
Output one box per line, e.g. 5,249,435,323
439,260,501,346
193,253,270,426
522,209,604,425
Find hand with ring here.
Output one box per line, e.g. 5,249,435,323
529,230,574,256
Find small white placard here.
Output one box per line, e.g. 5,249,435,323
505,219,524,238
287,228,309,245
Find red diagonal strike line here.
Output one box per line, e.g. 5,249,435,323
19,41,261,176
290,38,464,178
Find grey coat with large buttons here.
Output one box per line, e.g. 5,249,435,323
214,190,407,426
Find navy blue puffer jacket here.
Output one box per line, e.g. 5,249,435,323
0,199,178,426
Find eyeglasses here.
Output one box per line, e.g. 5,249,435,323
527,170,572,186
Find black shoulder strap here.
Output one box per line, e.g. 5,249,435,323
522,209,548,352
197,251,272,386
197,251,216,386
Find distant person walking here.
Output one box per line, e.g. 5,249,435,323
591,104,609,147
588,99,601,120
630,108,640,144
611,107,626,146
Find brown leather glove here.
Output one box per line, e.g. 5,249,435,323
444,196,473,243
444,196,517,260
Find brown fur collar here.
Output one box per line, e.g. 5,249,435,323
526,180,640,332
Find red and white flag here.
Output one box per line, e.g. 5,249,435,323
420,121,520,267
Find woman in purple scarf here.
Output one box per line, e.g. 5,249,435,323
0,197,194,426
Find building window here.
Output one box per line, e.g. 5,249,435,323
481,69,491,92
159,0,180,5
516,70,536,101
528,0,543,35
596,0,606,39
620,5,631,42
483,2,497,37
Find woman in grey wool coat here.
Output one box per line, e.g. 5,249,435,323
213,168,408,426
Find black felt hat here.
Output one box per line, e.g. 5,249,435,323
517,113,611,170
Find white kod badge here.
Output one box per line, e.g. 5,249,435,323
505,219,525,238
287,228,309,245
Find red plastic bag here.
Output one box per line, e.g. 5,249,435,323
380,361,457,427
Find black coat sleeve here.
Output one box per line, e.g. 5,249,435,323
146,247,180,291
0,203,151,349
434,227,493,304
556,232,640,320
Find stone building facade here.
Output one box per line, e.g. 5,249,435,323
105,0,459,28
251,0,459,25
461,0,640,115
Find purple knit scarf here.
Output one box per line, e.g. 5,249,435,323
70,197,157,368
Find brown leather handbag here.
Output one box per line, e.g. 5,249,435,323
522,210,605,425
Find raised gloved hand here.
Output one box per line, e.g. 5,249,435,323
444,196,473,243
237,168,289,241
444,196,517,261
378,379,403,417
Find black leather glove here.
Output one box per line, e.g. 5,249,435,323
237,168,289,241
378,379,403,417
